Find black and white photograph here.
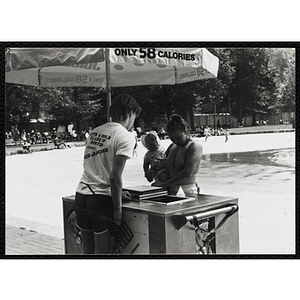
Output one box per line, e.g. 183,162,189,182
3,45,296,256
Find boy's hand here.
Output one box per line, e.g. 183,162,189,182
122,191,132,201
113,208,122,226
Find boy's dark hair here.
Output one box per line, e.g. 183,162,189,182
166,114,188,133
109,94,141,121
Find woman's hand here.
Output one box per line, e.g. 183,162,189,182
151,180,166,187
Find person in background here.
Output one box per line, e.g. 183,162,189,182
54,134,67,149
12,126,20,145
84,130,89,143
135,126,142,138
74,94,141,254
204,126,211,142
153,114,202,198
225,128,229,142
30,130,36,144
141,131,170,183
35,130,42,144
130,127,138,157
158,127,166,139
20,129,27,143
22,140,31,153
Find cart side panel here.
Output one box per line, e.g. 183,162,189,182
148,215,167,254
120,211,150,255
165,216,196,254
214,208,239,254
62,197,83,255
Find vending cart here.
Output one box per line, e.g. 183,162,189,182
62,192,239,255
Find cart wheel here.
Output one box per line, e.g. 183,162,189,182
76,234,82,245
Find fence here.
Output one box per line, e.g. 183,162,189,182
192,112,295,128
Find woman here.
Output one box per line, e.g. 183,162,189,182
154,114,202,198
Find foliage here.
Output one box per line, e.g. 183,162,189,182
194,48,235,114
5,84,45,130
268,48,295,112
227,48,278,124
5,84,105,131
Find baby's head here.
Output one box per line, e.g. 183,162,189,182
141,131,160,151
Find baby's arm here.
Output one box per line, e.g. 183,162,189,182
143,160,150,173
143,160,154,182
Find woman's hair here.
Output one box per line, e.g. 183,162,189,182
109,94,142,121
166,114,189,134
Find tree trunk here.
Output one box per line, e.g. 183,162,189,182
73,87,78,103
165,99,172,120
227,94,232,128
238,100,243,126
214,102,217,129
252,112,256,126
189,105,195,131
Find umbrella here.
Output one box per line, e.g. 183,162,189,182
6,47,219,119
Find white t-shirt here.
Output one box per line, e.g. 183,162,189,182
76,122,135,195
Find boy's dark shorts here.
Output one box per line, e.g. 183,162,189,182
75,192,114,233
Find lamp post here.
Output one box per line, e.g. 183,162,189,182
214,102,217,129
228,94,232,128
105,48,111,122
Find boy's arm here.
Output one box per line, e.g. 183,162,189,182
110,155,128,225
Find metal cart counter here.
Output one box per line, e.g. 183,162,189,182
62,194,239,255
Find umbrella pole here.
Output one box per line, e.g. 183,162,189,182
105,48,111,122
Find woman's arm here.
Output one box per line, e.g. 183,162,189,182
161,141,202,187
165,144,179,175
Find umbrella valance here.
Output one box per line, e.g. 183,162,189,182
5,48,105,72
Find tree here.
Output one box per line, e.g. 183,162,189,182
5,84,47,131
268,48,295,112
192,48,235,128
5,84,107,132
112,85,173,129
228,48,278,125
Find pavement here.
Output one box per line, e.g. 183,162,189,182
3,124,295,256
5,140,86,156
5,224,64,255
5,124,294,156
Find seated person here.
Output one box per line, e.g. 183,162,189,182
54,135,67,149
22,141,31,153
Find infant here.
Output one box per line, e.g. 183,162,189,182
141,131,170,183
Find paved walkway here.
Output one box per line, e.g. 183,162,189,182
5,125,294,156
3,125,295,256
5,224,64,255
